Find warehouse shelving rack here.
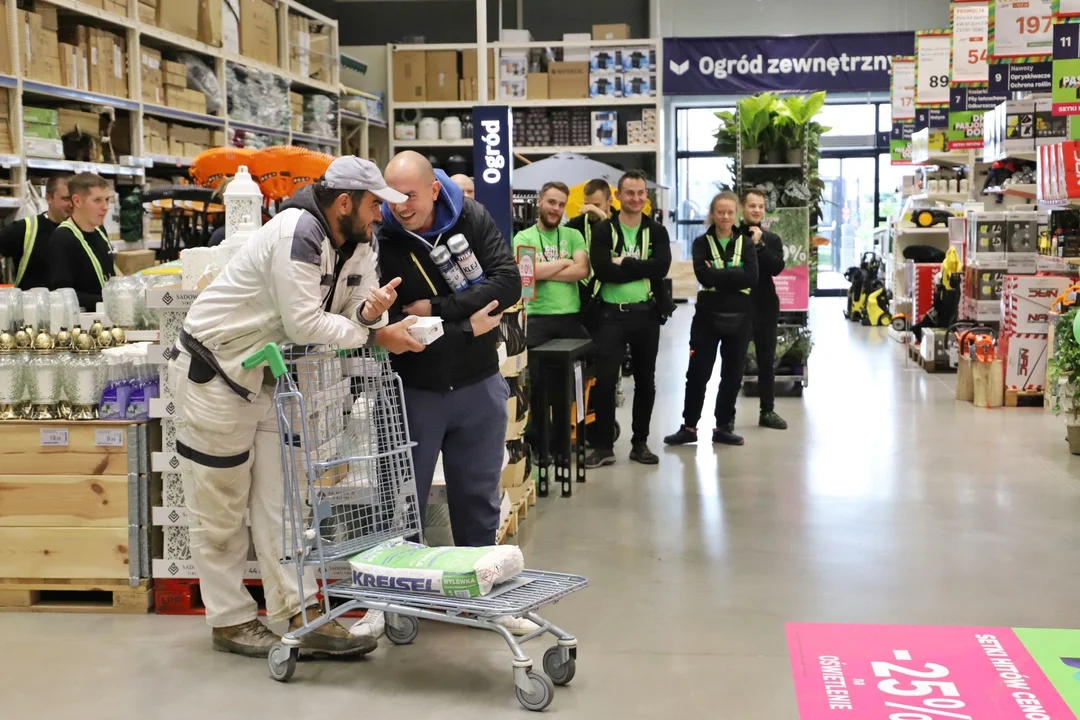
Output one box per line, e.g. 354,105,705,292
385,38,663,172
0,0,346,211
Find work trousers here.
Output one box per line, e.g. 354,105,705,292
170,351,317,629
592,304,661,448
682,310,751,429
753,305,780,414
525,313,591,455
405,373,510,547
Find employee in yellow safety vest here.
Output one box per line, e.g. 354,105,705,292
0,175,71,290
48,173,116,310
664,190,759,447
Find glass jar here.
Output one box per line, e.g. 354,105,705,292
64,335,107,420
22,288,49,333
0,289,24,334
27,333,61,420
0,332,25,419
103,277,141,329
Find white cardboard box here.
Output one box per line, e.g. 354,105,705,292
1002,275,1072,334
407,316,444,345
1002,332,1048,391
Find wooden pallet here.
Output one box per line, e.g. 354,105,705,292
0,578,152,614
497,505,519,545
909,345,954,373
1005,389,1046,408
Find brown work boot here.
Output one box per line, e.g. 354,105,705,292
211,619,281,658
290,605,378,657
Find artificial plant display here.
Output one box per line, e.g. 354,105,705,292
1048,308,1080,453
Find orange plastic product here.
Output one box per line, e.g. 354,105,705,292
190,147,257,190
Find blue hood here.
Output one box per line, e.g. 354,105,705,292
380,169,463,240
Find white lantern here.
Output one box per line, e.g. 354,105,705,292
223,165,264,241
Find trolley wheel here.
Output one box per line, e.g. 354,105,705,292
516,670,555,712
268,643,298,682
543,646,577,686
613,420,621,442
385,613,419,645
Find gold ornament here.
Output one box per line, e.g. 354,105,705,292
32,330,54,351
95,332,115,349
0,332,14,352
89,320,104,338
55,327,73,349
71,325,83,342
14,327,30,348
109,327,127,345
73,333,96,353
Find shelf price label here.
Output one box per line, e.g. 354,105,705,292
916,32,953,106
990,0,1054,58
952,1,991,85
892,57,917,120
40,428,69,447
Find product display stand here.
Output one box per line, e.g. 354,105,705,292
529,338,591,498
498,303,536,543
0,419,153,613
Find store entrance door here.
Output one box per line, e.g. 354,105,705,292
817,156,877,295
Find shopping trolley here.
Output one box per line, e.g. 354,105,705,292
241,342,588,711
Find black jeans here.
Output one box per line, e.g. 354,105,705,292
683,310,750,429
592,304,660,448
525,313,590,349
753,305,779,414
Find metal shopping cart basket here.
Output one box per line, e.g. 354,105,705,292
241,342,588,711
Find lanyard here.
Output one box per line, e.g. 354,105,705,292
60,219,109,289
534,225,562,260
404,229,443,251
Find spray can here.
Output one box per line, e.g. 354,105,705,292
430,246,469,293
447,234,485,285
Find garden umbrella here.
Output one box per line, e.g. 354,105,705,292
511,152,660,191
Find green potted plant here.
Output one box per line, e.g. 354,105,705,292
713,110,738,157
776,91,827,165
735,93,778,166
1048,309,1080,453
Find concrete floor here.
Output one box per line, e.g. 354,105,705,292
5,298,1080,719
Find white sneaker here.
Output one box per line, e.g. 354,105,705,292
494,615,541,636
350,609,385,639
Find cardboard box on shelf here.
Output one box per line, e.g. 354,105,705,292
158,0,198,41
168,136,184,156
591,110,618,146
589,49,621,72
212,129,226,147
0,5,7,75
392,51,426,102
240,0,279,67
426,50,459,102
500,28,532,43
59,109,100,138
622,71,656,98
548,61,588,99
589,72,622,99
138,1,157,25
24,137,64,159
23,122,61,141
462,49,495,79
107,0,129,16
23,107,59,126
1002,275,1072,334
164,60,187,87
526,73,548,100
114,250,156,276
499,53,528,80
110,35,129,98
592,23,631,40
37,5,58,32
562,33,592,62
223,0,240,54
621,46,656,72
967,211,1009,268
199,0,223,46
500,79,527,101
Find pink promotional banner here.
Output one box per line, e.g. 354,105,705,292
762,207,811,312
775,266,811,313
787,623,1080,718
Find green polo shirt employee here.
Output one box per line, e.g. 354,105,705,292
0,176,71,290
665,190,759,449
512,181,591,347
585,170,672,469
48,173,117,310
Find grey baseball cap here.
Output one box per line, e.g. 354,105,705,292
324,156,408,203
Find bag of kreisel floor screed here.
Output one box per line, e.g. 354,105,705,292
349,540,524,598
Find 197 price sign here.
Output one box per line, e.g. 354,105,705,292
991,0,1054,59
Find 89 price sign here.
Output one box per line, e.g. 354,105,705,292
916,32,953,106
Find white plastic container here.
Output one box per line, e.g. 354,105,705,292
418,117,440,141
440,116,463,142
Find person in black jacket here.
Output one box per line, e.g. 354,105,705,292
377,151,521,554
0,175,71,290
585,170,672,468
49,173,116,310
664,191,758,447
740,187,788,430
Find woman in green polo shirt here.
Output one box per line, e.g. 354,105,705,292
664,190,758,448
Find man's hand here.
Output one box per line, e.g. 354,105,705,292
362,277,402,322
612,255,626,265
374,317,426,354
403,299,432,317
581,203,609,221
469,300,503,337
749,226,763,245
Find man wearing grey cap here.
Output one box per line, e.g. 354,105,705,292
170,157,424,660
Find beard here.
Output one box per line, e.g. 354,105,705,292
539,213,561,231
338,212,371,245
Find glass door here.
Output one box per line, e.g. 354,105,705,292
817,157,877,292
